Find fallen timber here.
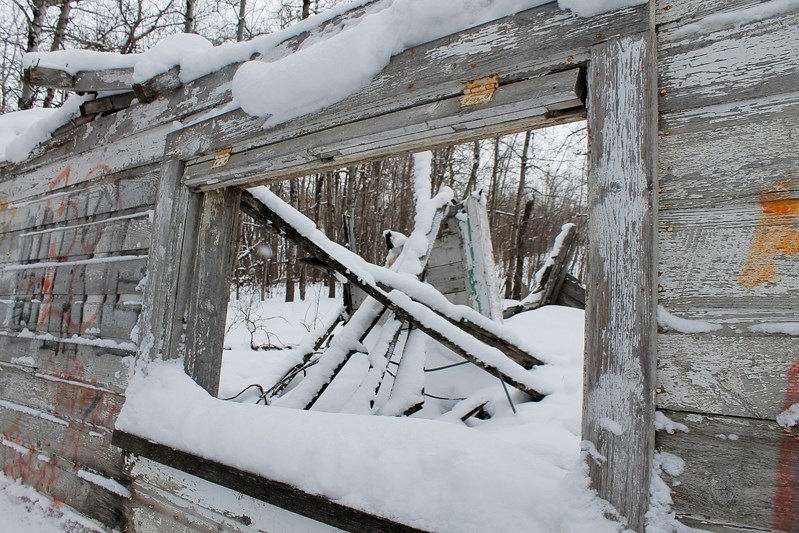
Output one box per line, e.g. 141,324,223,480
240,190,546,401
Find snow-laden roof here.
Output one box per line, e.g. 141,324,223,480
3,0,645,164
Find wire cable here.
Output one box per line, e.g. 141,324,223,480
424,360,470,372
220,383,265,401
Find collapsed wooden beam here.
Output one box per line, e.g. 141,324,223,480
504,223,580,318
25,65,134,92
241,190,545,401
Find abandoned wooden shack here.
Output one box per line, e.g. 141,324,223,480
0,0,797,531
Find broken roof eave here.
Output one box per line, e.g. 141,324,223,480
14,1,648,174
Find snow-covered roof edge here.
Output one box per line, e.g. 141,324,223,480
4,0,647,164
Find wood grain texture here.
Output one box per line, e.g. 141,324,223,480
25,65,134,92
183,70,585,190
582,31,658,532
0,333,133,393
114,431,431,533
0,443,126,528
0,213,151,266
654,0,763,27
169,2,646,162
0,125,168,204
136,160,195,364
656,410,798,531
0,400,123,477
183,188,240,396
0,294,140,343
658,9,799,114
657,333,798,419
0,169,156,235
658,206,799,316
0,364,123,430
130,454,348,533
659,91,799,211
133,67,181,103
0,256,147,296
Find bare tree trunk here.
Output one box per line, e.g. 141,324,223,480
285,178,299,302
43,0,72,108
18,0,50,110
488,136,501,227
512,198,534,300
185,0,197,33
465,140,480,194
302,0,312,19
236,0,247,41
504,130,532,299
326,172,337,298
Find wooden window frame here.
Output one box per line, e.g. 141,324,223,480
119,3,657,530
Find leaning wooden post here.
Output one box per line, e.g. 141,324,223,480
583,30,658,531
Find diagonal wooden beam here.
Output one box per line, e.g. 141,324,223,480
241,190,545,400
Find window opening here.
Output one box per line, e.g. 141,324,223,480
219,123,587,420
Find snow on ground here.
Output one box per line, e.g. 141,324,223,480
0,473,104,532
119,289,634,532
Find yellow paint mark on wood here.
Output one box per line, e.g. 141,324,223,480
739,179,799,289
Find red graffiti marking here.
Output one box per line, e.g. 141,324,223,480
20,162,118,335
773,360,799,531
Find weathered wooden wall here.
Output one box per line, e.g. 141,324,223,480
0,115,166,526
654,1,799,531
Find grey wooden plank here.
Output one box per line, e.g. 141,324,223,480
169,2,646,162
133,67,181,103
658,10,799,114
80,92,136,115
0,333,133,393
0,168,157,235
658,206,799,312
25,65,134,92
183,188,240,396
678,515,785,533
0,214,151,266
131,487,258,533
114,431,431,533
654,0,765,28
0,256,147,296
656,410,798,531
0,443,127,529
0,402,123,477
0,124,168,204
582,31,658,532
24,66,73,89
183,70,585,190
657,333,798,420
0,295,140,343
130,456,348,533
0,364,124,430
659,91,799,210
136,160,196,365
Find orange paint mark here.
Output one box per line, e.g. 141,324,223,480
772,360,799,531
739,180,799,289
88,164,111,177
48,166,70,191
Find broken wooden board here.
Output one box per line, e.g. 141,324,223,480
114,431,431,533
241,190,544,400
504,223,579,318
